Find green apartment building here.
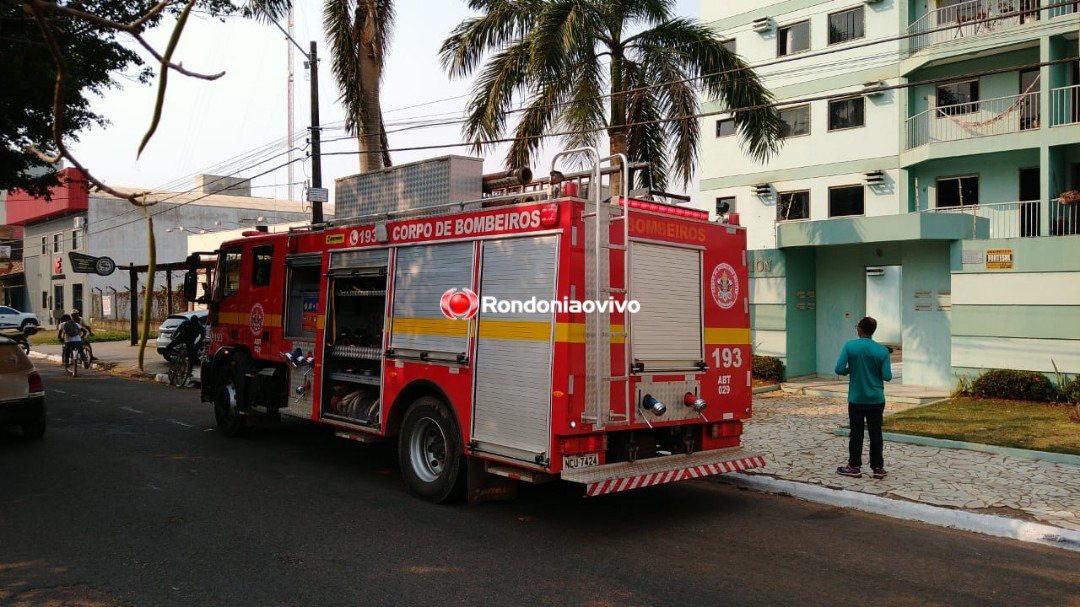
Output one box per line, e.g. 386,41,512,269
702,0,1080,388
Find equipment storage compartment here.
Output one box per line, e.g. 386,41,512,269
322,249,389,427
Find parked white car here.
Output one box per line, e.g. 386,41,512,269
0,306,40,330
0,337,46,438
157,310,208,360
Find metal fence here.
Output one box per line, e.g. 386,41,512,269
920,198,1080,238
1050,84,1080,127
907,0,1050,55
906,91,1039,149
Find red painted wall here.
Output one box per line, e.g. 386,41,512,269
5,168,89,225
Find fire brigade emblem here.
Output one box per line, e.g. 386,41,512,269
348,229,359,246
440,288,479,320
250,302,265,335
710,263,739,310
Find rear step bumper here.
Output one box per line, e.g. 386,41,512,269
560,448,765,497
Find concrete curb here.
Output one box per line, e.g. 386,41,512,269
834,428,1080,466
719,473,1080,554
752,384,781,395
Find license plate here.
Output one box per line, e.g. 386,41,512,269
562,452,599,469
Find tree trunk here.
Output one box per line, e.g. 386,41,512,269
138,214,156,371
357,2,386,173
607,46,627,199
608,129,628,200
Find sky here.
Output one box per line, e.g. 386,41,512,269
69,0,701,210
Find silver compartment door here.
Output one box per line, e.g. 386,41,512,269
472,235,558,462
629,242,703,369
390,242,473,357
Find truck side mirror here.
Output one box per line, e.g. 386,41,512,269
183,272,198,302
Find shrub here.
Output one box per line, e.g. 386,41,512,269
1060,376,1080,405
752,355,785,383
970,369,1057,402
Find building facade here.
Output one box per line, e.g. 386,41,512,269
702,0,1080,388
6,169,320,325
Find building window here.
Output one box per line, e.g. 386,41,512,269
251,245,274,287
937,175,979,207
780,105,810,138
829,185,865,217
722,38,736,54
828,97,865,130
715,119,736,137
71,230,80,250
777,190,810,221
41,236,47,255
828,7,864,45
937,80,979,115
777,20,810,56
41,291,48,309
53,233,62,253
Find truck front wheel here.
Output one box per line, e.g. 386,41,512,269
398,397,465,503
214,380,246,437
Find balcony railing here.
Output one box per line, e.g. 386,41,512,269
906,92,1039,149
907,0,1047,54
920,198,1079,238
1049,84,1080,127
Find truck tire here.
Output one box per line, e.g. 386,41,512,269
398,396,465,503
213,380,246,437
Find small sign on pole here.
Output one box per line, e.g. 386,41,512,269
307,187,329,203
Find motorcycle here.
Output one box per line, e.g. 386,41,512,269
0,324,40,355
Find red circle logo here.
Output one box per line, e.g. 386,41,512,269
440,288,479,320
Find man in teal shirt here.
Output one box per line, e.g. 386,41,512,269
834,316,893,479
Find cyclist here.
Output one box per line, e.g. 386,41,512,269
166,314,205,360
70,309,95,360
57,313,86,369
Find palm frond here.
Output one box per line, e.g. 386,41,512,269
439,0,543,78
462,42,532,154
623,62,668,190
323,0,362,133
242,0,291,22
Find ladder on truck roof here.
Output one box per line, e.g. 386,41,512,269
551,149,631,430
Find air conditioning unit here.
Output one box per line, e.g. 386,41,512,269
862,81,886,97
864,0,883,4
864,170,886,186
73,216,85,229
752,183,772,197
751,17,773,32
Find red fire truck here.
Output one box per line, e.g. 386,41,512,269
185,150,763,503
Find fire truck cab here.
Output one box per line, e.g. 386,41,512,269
187,150,762,503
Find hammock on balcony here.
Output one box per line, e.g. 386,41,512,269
938,74,1040,128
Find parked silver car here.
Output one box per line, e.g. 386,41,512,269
0,337,46,438
157,310,208,360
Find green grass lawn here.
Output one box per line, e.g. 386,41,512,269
28,330,154,346
885,398,1080,456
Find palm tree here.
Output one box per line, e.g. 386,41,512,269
440,0,782,191
246,0,394,172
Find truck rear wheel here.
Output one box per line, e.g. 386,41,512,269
399,397,465,503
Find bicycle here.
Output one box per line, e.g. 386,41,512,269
63,343,90,377
167,342,194,387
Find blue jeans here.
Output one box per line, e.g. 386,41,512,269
848,403,885,469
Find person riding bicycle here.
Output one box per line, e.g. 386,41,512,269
57,313,86,368
70,309,96,360
166,314,205,360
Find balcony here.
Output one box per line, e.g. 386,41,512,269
907,0,1061,55
906,91,1039,150
1049,84,1080,127
920,198,1079,238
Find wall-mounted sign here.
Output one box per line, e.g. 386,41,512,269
68,252,117,276
962,250,983,264
986,249,1013,270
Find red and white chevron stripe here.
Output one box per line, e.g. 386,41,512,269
585,455,766,497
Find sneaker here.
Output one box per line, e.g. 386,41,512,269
836,465,862,478
872,467,888,479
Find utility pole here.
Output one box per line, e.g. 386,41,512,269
286,7,295,201
308,41,324,224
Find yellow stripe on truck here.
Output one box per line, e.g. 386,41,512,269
392,317,469,338
218,312,283,328
705,327,751,344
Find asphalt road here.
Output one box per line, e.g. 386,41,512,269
2,366,1079,607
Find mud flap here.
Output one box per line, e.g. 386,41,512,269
466,458,518,505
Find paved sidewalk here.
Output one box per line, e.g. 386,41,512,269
29,339,170,379
731,390,1080,549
